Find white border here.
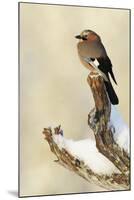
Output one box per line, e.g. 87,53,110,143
0,1,133,199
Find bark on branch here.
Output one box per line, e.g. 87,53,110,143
87,72,129,174
42,71,130,190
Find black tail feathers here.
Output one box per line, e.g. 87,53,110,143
109,68,117,85
104,80,119,105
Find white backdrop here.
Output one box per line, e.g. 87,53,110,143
20,3,130,196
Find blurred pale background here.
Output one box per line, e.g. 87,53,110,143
20,3,130,197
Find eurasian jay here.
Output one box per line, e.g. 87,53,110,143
75,29,119,105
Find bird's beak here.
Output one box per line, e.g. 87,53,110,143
75,35,82,39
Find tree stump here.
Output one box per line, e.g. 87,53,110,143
42,71,130,190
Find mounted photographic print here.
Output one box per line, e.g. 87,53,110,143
19,2,130,197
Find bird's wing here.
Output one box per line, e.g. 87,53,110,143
97,56,117,85
83,57,109,82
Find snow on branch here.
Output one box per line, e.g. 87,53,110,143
42,71,130,190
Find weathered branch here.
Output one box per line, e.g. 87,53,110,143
43,126,129,190
87,72,130,174
42,71,130,190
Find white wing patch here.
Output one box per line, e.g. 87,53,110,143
83,57,109,82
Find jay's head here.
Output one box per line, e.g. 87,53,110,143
75,30,101,42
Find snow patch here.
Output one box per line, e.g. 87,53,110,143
53,135,120,175
110,105,129,153
52,106,129,175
